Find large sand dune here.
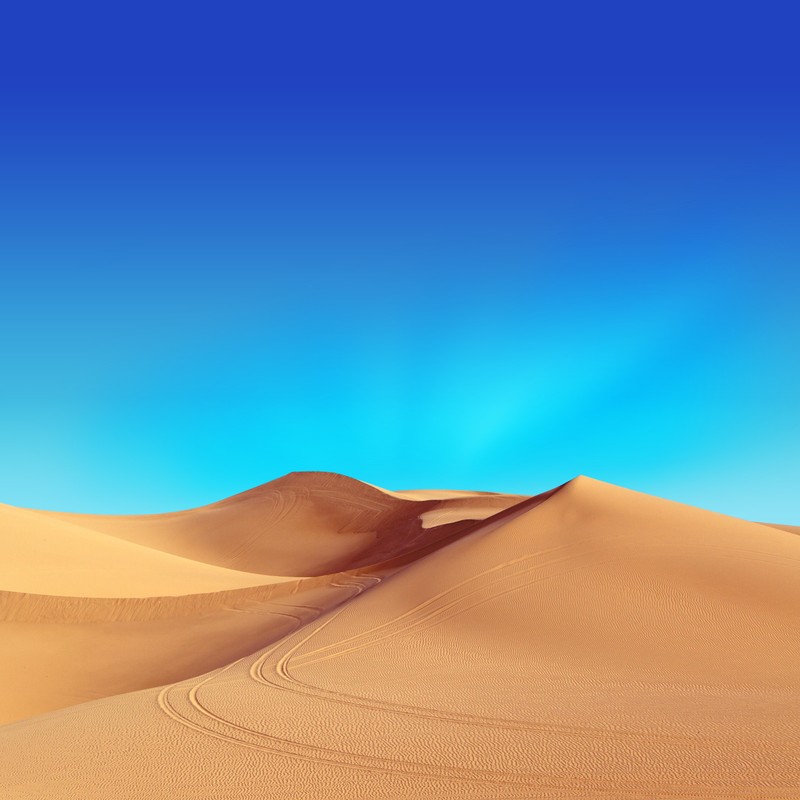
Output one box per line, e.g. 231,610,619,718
1,473,798,798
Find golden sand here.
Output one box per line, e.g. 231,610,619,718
1,473,798,798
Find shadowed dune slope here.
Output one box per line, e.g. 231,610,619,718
1,475,798,799
42,472,523,576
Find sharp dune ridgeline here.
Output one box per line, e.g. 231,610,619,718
1,472,798,798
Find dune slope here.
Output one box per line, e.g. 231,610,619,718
1,475,798,798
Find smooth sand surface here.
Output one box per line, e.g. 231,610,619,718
1,473,798,798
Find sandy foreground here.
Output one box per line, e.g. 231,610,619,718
0,472,798,799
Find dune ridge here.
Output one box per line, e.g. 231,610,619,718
1,473,798,799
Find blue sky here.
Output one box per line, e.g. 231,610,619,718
1,3,799,520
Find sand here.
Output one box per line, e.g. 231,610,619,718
766,522,800,535
0,473,798,798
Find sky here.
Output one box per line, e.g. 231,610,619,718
1,3,799,520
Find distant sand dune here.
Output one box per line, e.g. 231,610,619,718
42,471,523,575
1,474,798,798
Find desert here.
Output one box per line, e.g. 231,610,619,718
1,471,798,799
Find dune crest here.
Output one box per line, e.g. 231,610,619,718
1,473,798,798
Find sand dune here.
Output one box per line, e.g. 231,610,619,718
42,472,523,575
1,474,798,798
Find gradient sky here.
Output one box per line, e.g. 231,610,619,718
1,4,799,520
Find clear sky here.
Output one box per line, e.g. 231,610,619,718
1,3,799,520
